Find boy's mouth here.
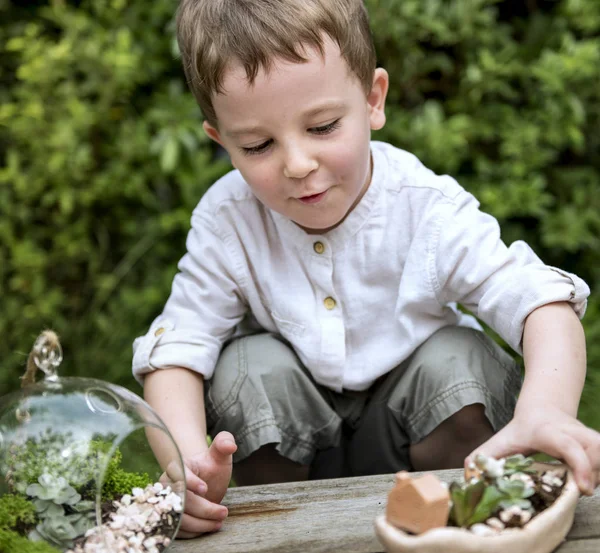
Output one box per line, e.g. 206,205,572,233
298,190,328,205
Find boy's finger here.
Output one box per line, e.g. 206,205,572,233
177,513,223,537
550,432,594,495
564,424,600,471
183,464,208,495
184,490,229,521
160,463,207,496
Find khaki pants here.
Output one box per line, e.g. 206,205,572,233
204,326,522,478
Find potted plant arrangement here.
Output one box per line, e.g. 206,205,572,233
375,453,580,553
0,331,185,553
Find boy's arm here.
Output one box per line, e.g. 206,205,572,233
144,367,209,465
467,301,600,495
144,368,237,537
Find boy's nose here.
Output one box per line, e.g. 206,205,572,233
283,145,319,179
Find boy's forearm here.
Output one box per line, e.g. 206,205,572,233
144,367,210,467
517,301,587,417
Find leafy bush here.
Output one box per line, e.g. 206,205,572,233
1,0,599,432
0,528,61,553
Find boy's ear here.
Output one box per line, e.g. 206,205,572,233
367,68,389,131
203,121,224,147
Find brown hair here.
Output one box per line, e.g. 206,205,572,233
176,0,377,127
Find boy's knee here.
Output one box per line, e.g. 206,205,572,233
207,333,341,465
444,403,494,442
409,403,494,470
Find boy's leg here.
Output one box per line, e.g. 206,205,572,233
204,333,342,485
344,326,522,475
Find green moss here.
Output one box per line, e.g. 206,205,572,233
101,468,152,501
0,494,37,531
0,528,61,553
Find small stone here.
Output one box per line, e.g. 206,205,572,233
486,517,505,531
471,523,496,536
509,473,535,488
541,472,563,487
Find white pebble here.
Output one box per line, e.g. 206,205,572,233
471,523,496,536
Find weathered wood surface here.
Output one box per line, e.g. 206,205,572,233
170,468,600,553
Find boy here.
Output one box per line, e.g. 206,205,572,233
133,0,600,538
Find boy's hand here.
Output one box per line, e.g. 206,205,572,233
466,403,600,496
162,431,238,538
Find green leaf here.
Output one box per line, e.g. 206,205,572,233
160,137,179,173
467,485,506,526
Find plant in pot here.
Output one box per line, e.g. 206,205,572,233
375,453,580,553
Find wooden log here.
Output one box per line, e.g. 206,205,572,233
556,539,600,553
169,469,600,553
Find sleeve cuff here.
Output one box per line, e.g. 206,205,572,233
132,316,217,386
506,265,589,354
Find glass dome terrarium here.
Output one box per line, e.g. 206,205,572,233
0,331,186,553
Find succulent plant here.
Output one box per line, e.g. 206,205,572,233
27,473,82,516
496,476,535,511
449,454,540,528
29,515,81,549
28,500,95,550
502,454,536,476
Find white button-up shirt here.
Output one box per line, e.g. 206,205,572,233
132,142,589,392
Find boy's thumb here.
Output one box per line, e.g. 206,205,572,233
209,431,238,464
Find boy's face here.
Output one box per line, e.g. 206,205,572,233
204,38,388,233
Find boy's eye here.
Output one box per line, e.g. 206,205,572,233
310,119,341,135
242,139,273,156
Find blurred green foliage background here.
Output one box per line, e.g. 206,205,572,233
1,0,599,430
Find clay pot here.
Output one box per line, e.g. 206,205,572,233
374,464,579,553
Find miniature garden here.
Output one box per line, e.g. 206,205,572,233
378,452,577,553
449,454,566,534
0,331,185,553
0,433,182,553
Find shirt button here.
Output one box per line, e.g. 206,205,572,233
154,327,165,337
313,241,325,254
324,297,336,310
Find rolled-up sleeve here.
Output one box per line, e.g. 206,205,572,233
132,212,247,385
430,190,590,354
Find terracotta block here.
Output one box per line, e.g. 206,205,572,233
386,471,450,534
